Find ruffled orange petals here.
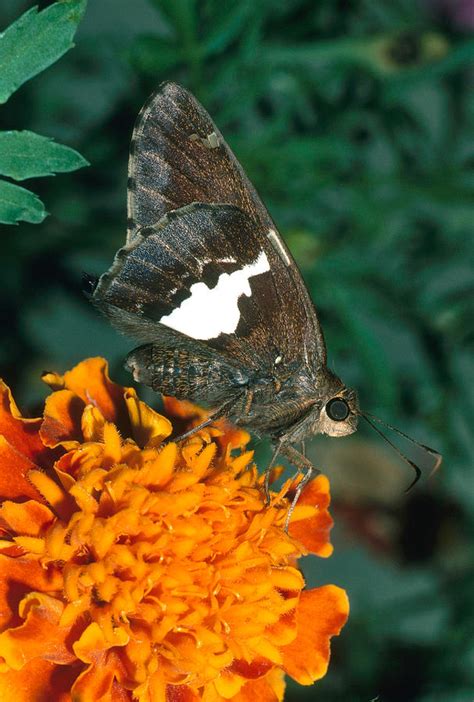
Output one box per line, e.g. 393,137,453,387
163,396,206,422
281,586,349,685
0,436,43,502
0,499,54,537
70,649,129,702
0,359,349,701
0,380,54,474
40,390,85,449
167,684,200,702
288,475,334,557
0,556,63,632
0,658,81,702
42,357,131,432
232,668,285,702
125,389,172,447
0,593,76,669
0,381,40,451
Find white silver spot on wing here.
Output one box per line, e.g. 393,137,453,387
200,256,237,266
267,228,291,266
160,251,270,340
205,131,220,149
189,131,220,149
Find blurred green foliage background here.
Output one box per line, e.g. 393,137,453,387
1,1,473,700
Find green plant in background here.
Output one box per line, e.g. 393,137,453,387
0,0,88,224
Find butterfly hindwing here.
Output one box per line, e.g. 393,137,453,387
95,202,310,373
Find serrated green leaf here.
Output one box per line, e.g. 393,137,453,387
0,179,46,224
0,130,88,181
0,0,87,104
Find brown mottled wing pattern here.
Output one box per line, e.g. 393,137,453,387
95,203,306,372
127,81,266,242
125,81,327,368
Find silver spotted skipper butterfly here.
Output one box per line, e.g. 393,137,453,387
91,83,441,518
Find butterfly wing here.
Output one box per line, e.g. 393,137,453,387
94,82,327,403
127,81,269,242
95,203,308,373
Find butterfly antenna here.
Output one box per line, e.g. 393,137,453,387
363,412,442,476
361,414,436,491
82,273,99,299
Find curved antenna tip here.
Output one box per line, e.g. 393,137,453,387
361,413,441,491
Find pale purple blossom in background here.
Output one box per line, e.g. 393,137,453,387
432,0,474,29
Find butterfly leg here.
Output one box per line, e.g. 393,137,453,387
263,439,286,506
173,380,258,442
279,444,321,531
173,393,244,442
243,387,254,416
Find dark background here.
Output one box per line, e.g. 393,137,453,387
1,1,473,700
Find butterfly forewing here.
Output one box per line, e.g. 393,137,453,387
125,82,326,367
127,82,268,242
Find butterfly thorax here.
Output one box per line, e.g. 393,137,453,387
229,364,358,443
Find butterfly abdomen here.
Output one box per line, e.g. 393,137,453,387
126,344,248,406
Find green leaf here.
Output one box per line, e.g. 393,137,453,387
0,130,89,181
128,36,183,77
0,0,87,104
0,179,46,224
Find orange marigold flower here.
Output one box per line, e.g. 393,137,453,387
0,358,349,701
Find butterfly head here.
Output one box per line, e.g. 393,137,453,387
314,368,358,438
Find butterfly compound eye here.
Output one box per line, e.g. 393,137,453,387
326,398,350,422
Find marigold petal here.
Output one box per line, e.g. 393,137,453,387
230,668,285,702
264,609,298,647
43,358,131,432
269,566,304,591
0,500,55,536
145,442,177,487
39,389,84,448
217,425,250,452
281,585,349,685
81,403,107,442
41,370,65,390
70,652,117,702
227,450,254,475
0,436,43,502
213,669,245,698
288,475,334,557
71,649,131,702
162,397,205,421
102,422,123,465
0,555,63,630
0,658,81,702
0,380,54,470
125,389,172,447
0,592,76,669
174,442,217,488
74,622,129,663
229,658,273,680
167,683,200,702
27,469,75,521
